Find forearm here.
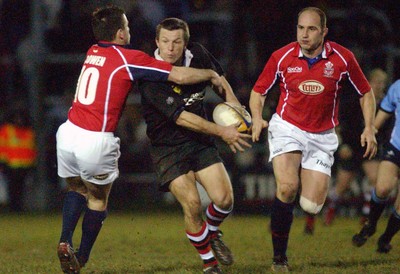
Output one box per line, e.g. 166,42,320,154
360,90,376,129
249,90,265,120
214,76,241,105
175,110,223,137
168,66,218,85
374,110,391,131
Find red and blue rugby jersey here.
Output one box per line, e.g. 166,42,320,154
68,42,172,132
253,41,371,132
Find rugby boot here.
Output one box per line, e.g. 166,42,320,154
377,236,392,253
352,221,376,247
271,255,289,272
210,230,234,265
57,242,80,274
203,265,223,274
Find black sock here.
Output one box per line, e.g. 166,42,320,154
368,189,388,227
59,191,87,247
270,197,295,258
77,208,107,265
380,209,400,243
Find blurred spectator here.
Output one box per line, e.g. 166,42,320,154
304,68,391,232
0,104,37,212
324,68,391,225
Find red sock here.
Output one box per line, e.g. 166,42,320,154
186,222,217,269
206,203,232,237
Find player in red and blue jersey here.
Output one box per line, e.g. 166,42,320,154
56,5,224,274
249,7,377,271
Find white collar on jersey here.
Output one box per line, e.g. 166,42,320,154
298,46,327,59
154,48,194,67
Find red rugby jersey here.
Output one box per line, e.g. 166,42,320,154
68,42,172,132
253,41,371,132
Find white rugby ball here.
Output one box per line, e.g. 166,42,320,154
212,102,252,133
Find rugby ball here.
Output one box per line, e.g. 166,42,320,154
212,102,252,133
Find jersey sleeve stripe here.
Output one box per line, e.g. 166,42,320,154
113,46,134,80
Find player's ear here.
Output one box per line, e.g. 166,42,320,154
323,27,328,37
117,28,124,40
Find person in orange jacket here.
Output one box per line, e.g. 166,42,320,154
0,105,37,212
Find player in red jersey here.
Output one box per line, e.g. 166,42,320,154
56,5,224,274
249,7,377,271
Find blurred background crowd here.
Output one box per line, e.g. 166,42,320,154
1,0,400,213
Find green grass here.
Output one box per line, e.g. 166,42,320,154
0,210,398,273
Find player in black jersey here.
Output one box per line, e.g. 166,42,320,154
138,18,251,274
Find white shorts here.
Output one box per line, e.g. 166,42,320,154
267,114,338,176
56,120,121,185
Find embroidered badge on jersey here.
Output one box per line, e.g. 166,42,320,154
166,97,174,105
172,84,182,95
323,61,334,77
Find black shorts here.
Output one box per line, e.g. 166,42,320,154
382,142,400,167
150,142,223,192
337,143,387,172
337,143,364,172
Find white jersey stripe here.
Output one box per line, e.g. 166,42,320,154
277,48,294,117
114,46,134,80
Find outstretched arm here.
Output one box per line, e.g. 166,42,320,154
359,89,377,159
175,110,252,153
168,67,223,89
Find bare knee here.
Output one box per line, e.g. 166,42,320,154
375,184,393,198
212,190,233,210
277,182,298,202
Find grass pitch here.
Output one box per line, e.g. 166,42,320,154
0,210,398,273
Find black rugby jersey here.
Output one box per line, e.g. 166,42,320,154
139,42,224,146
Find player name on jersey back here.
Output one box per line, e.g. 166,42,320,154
84,55,106,67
